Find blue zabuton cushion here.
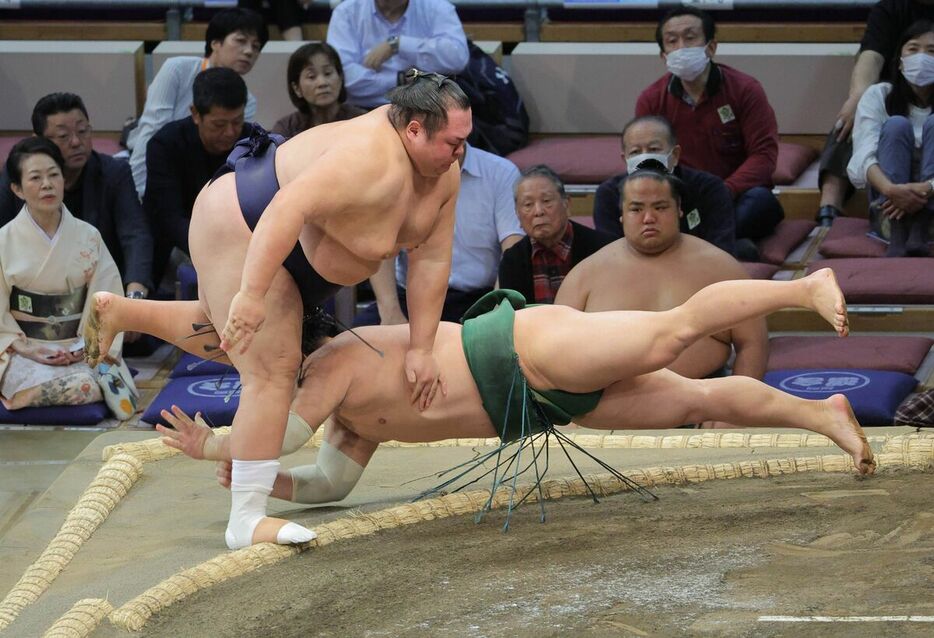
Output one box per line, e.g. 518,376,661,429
0,401,109,425
142,373,240,427
169,352,236,379
765,369,918,426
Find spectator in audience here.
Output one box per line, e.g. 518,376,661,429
271,42,366,138
239,0,308,41
848,19,934,258
593,115,735,256
557,170,766,396
0,137,136,415
816,0,934,227
145,68,252,285
0,93,152,302
327,0,469,109
355,142,524,324
636,6,782,260
499,165,613,304
129,7,266,197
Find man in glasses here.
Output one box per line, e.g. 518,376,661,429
86,70,472,550
0,92,153,305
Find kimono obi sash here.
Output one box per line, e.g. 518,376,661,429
10,285,87,341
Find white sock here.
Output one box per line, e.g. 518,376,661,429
225,459,316,550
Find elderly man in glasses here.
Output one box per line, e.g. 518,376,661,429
86,69,473,550
0,92,153,305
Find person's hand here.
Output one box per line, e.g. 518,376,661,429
834,94,861,142
216,460,232,489
380,307,408,326
404,348,446,411
21,346,75,366
155,405,213,460
220,290,265,354
882,183,928,218
364,41,394,70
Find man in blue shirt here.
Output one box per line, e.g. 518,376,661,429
327,0,469,108
356,142,524,324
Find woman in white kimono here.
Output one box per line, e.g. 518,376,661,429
0,137,137,417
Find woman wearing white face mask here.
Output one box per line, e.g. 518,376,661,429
848,19,934,257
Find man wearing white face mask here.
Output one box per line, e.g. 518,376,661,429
848,19,934,257
636,7,783,260
593,115,735,255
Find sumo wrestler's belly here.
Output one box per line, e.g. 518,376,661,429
300,232,382,286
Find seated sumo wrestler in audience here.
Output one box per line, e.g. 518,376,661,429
129,7,267,197
593,115,736,256
498,165,613,304
271,42,365,138
145,68,253,287
0,138,136,417
558,169,767,390
849,19,934,257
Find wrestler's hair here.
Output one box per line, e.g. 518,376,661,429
31,93,90,137
655,6,716,52
5,136,65,186
287,42,348,112
514,164,567,200
204,7,268,58
618,169,684,212
192,67,248,115
387,69,471,136
301,310,341,357
620,115,677,150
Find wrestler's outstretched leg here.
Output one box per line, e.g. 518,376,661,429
190,175,314,549
577,369,875,475
85,293,229,366
517,268,846,393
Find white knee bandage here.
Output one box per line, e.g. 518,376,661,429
289,440,364,504
280,412,315,455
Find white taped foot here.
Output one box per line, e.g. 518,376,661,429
277,521,317,544
225,459,315,549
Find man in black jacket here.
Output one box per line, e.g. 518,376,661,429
593,115,736,257
499,164,612,304
0,93,153,297
145,68,251,285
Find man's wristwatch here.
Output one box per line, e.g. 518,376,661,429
387,35,400,55
126,290,146,300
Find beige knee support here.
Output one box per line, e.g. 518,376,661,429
289,440,364,504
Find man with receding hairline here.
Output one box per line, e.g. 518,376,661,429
557,170,767,396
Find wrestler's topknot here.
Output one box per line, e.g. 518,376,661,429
387,68,471,136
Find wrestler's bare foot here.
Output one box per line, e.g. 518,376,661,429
803,269,849,337
822,394,875,475
84,291,121,366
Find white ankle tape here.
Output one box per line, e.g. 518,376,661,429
225,459,279,550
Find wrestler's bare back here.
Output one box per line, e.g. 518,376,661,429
191,106,458,286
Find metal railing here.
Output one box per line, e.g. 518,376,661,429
1,0,879,43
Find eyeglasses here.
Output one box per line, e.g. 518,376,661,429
403,68,454,89
49,126,92,145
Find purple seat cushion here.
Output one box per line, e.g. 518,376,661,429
506,138,816,186
758,219,816,265
767,336,933,374
507,136,624,184
169,352,236,379
772,143,819,186
741,262,779,280
818,217,886,259
765,368,917,425
807,258,934,303
141,374,240,427
0,401,109,425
